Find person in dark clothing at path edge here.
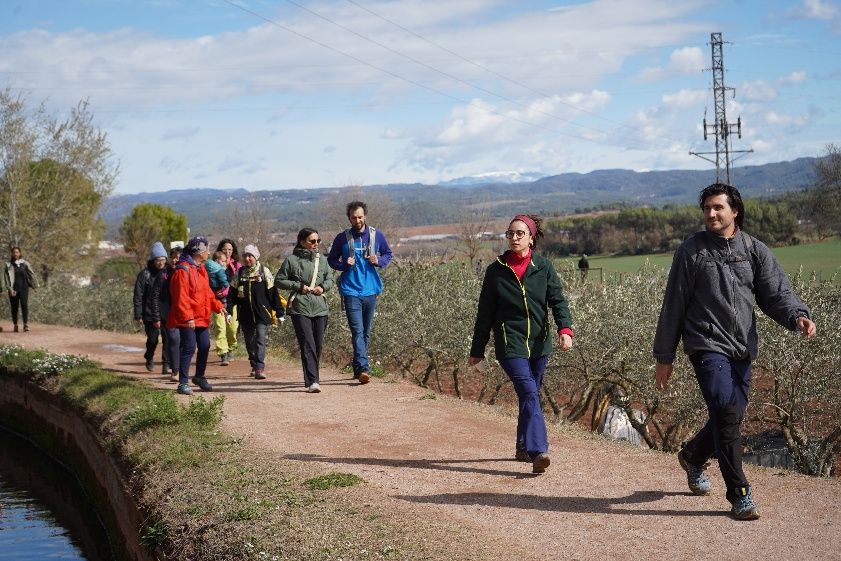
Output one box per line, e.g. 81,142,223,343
3,246,38,332
469,214,573,475
151,245,183,382
327,201,393,385
653,183,817,521
134,242,168,371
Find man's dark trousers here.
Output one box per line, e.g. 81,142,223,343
682,351,752,496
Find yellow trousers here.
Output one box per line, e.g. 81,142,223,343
211,306,238,356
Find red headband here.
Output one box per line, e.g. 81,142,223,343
512,214,537,236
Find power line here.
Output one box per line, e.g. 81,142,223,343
341,0,652,138
221,0,652,150
279,0,648,145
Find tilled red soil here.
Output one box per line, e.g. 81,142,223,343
4,323,841,561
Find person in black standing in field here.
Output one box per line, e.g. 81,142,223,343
577,253,589,280
3,247,38,332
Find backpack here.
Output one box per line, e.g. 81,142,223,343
345,226,377,259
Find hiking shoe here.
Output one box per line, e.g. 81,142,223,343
532,453,551,474
358,372,370,384
307,383,321,393
729,486,760,521
220,355,230,366
176,383,193,395
678,449,711,496
254,369,266,380
515,449,530,462
191,376,213,392
145,359,154,372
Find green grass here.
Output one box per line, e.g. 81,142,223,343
563,237,840,280
304,473,364,490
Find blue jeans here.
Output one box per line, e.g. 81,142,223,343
682,351,752,494
343,294,377,376
499,355,549,458
178,326,210,385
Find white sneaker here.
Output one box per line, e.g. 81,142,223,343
307,383,321,393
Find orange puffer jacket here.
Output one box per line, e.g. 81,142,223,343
167,258,223,329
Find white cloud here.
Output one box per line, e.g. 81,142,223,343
661,88,706,110
668,46,705,72
765,110,809,126
740,81,778,102
778,71,807,85
796,0,839,20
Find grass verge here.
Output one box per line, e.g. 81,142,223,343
0,344,488,561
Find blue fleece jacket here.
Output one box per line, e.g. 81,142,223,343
327,226,392,297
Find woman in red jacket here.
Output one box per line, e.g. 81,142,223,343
168,236,225,395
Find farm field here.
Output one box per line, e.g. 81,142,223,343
567,237,840,280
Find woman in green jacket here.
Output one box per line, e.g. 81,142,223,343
469,214,573,474
275,228,335,393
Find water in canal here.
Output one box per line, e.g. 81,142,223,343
0,427,114,561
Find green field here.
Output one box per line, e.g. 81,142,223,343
557,237,841,281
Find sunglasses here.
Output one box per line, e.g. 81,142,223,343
505,230,528,239
306,238,321,244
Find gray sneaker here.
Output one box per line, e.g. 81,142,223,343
678,449,711,496
176,383,193,395
729,486,760,520
307,382,321,393
191,376,213,392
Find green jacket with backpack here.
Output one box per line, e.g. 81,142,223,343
470,251,573,360
275,247,334,317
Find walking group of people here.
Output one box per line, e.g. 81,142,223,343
468,183,816,521
134,201,392,396
130,184,815,521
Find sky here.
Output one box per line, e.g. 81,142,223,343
1,0,840,194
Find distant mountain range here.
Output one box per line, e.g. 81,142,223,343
101,157,818,236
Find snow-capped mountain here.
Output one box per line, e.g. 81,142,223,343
438,171,546,187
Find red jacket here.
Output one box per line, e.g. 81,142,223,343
167,258,223,328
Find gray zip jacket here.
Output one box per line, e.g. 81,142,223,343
653,229,811,363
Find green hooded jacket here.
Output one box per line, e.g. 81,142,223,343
275,247,334,317
470,252,572,360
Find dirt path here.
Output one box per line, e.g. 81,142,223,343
3,323,840,561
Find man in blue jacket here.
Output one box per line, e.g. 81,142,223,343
327,201,393,384
653,183,816,521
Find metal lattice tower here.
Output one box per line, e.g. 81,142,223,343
690,32,752,185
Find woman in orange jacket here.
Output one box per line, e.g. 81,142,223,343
168,236,225,395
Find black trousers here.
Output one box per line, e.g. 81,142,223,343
682,351,752,497
291,314,328,387
143,320,161,363
9,290,29,326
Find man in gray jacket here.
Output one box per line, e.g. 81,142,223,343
653,183,816,521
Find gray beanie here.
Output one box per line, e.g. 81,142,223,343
149,241,167,260
243,244,260,260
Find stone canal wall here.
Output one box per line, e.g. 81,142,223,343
0,372,155,561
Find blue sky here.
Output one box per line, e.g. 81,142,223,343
2,0,839,194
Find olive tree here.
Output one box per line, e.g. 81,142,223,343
0,90,117,272
752,275,841,476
